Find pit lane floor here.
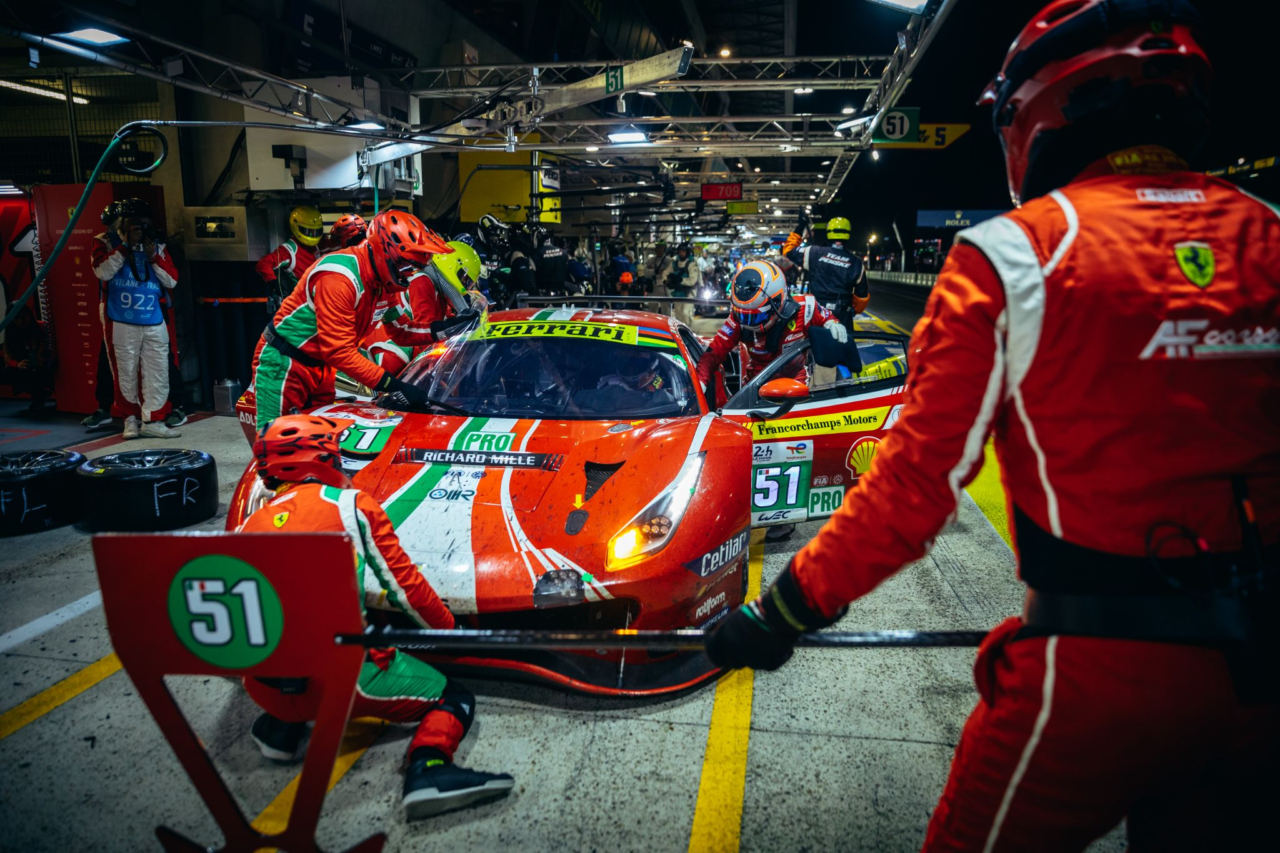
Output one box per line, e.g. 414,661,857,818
1,323,1126,853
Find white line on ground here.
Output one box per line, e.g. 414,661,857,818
0,591,103,654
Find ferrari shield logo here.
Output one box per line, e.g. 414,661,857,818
272,512,289,528
1174,241,1215,288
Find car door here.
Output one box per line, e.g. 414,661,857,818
718,332,909,527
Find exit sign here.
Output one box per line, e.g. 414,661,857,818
701,182,743,201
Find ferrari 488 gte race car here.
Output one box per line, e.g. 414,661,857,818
231,308,908,696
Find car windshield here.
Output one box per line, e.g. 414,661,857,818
398,317,700,419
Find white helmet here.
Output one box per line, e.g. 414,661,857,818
730,260,788,330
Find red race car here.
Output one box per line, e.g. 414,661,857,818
231,308,908,696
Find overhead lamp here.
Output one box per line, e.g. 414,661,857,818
54,28,129,47
872,149,880,161
841,106,855,115
638,90,658,97
809,196,816,200
837,114,876,132
771,197,779,203
833,130,844,138
770,179,781,185
773,210,783,216
585,145,600,152
347,120,384,130
638,179,647,185
607,128,648,144
821,160,832,166
794,87,814,95
753,167,760,173
720,48,731,57
737,161,745,168
0,79,88,105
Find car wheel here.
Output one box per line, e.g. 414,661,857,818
77,449,219,532
0,450,86,536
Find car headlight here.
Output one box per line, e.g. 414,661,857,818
607,453,704,571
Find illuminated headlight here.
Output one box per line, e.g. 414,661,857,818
607,453,703,570
699,288,712,300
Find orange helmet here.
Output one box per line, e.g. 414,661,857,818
619,271,634,284
366,211,451,283
252,415,349,488
330,213,367,247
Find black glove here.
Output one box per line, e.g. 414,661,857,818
706,561,844,671
375,373,429,407
795,212,810,234
429,308,479,339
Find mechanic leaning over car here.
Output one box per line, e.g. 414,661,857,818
90,197,182,440
783,214,868,386
251,211,451,426
709,1,1279,850
367,239,485,376
255,205,323,314
696,260,853,542
239,414,514,819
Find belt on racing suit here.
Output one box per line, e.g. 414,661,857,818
263,322,325,369
1015,507,1276,646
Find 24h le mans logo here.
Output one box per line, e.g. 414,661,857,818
167,556,284,668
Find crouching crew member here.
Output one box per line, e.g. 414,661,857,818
709,2,1279,849
240,415,514,818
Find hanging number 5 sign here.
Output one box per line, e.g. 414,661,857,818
168,554,284,668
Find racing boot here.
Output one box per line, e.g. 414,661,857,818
765,523,796,543
402,749,514,820
165,407,189,428
250,712,307,762
81,408,112,429
140,420,181,439
122,415,140,440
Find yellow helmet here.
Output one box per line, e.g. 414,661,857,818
826,216,851,241
430,240,482,295
289,205,324,247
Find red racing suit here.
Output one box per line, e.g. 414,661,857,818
239,482,473,759
791,148,1280,850
359,270,453,376
695,294,836,386
255,239,316,303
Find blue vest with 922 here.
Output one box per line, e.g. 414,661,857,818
106,249,164,325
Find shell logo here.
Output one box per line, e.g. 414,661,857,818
845,435,881,479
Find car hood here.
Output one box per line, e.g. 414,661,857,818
352,412,714,614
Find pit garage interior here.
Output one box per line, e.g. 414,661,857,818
0,1,1275,852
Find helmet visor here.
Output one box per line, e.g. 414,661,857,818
299,224,324,239
734,306,772,328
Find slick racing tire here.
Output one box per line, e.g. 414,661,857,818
0,450,86,536
77,449,218,532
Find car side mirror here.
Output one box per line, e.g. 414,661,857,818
759,378,809,403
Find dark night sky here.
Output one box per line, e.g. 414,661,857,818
794,0,1279,250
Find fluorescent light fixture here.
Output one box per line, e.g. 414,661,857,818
837,114,876,132
794,87,814,95
865,0,931,13
585,145,600,152
637,90,658,97
0,79,88,105
872,149,881,160
1,180,23,196
821,160,832,166
841,106,855,115
607,129,648,144
753,167,760,173
833,130,844,138
348,121,384,130
720,48,731,57
770,180,781,185
773,210,783,216
771,197,779,203
54,28,129,47
809,196,816,200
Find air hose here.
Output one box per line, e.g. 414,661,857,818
0,125,167,333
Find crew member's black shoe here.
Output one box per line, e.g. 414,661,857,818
165,407,189,428
765,523,796,543
250,712,307,762
403,753,514,820
81,408,112,429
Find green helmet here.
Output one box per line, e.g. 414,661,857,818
826,216,851,241
430,240,482,294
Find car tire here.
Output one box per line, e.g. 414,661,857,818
77,449,219,532
0,450,87,536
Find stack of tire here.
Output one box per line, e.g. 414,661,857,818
0,449,217,536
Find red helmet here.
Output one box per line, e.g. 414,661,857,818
253,414,350,488
330,213,367,247
979,0,1210,205
366,211,451,283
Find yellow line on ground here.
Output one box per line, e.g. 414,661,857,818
0,652,122,741
251,717,387,841
687,533,765,853
964,439,1012,549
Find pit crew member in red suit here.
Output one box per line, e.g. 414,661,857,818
708,2,1279,850
239,414,514,818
